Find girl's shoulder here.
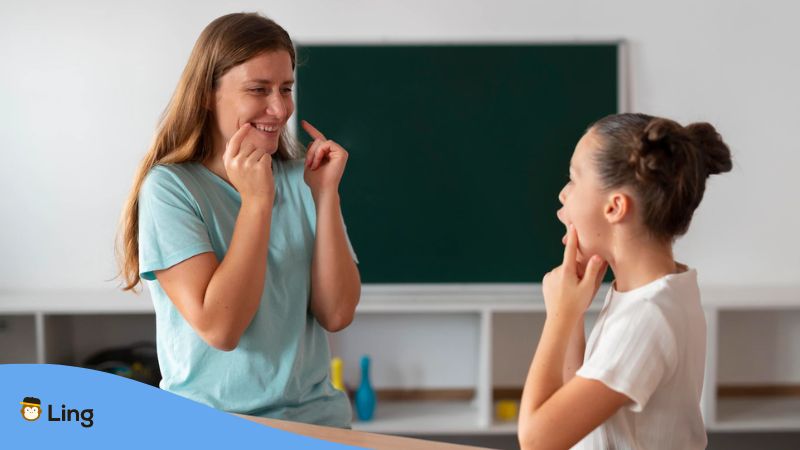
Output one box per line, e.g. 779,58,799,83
606,269,701,336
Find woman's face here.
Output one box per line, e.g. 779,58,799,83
556,128,611,263
211,50,295,154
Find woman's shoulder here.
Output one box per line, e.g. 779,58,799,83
145,162,204,180
141,163,205,199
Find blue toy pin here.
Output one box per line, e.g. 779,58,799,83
355,355,376,421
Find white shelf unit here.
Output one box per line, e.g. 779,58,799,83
331,285,602,435
701,287,800,432
1,285,799,435
0,291,155,365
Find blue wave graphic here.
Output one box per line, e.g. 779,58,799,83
2,364,363,449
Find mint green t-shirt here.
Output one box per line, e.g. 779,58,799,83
137,159,352,427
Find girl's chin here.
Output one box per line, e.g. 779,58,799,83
576,251,587,265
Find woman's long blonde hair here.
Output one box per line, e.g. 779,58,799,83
117,12,301,291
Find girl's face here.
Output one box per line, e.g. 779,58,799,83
211,50,295,154
556,128,612,263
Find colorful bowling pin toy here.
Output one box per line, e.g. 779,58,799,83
330,357,345,392
355,355,376,421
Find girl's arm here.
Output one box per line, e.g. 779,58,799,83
519,374,630,449
564,255,606,382
155,124,275,351
563,316,586,383
302,120,361,332
519,225,626,449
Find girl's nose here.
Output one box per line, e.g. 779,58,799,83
558,185,567,205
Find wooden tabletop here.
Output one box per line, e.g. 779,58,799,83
236,414,491,449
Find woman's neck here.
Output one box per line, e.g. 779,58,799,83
203,153,229,183
203,133,230,183
608,232,679,292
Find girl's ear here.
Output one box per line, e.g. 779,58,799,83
604,191,631,224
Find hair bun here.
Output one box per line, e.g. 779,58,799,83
629,118,687,184
590,112,732,240
686,122,733,176
643,117,684,144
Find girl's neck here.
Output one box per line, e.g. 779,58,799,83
609,233,679,293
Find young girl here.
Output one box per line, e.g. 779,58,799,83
518,113,732,449
117,13,360,427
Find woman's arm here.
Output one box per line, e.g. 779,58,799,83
309,191,361,331
154,124,275,351
155,198,272,351
302,120,361,332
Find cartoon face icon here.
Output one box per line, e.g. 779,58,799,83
20,397,42,421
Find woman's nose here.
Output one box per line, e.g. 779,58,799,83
266,95,287,119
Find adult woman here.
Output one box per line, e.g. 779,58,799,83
117,12,359,427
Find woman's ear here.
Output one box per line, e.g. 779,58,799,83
206,94,215,112
604,191,631,224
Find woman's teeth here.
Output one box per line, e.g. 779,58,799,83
252,123,279,132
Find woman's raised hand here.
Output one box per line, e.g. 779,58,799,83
223,123,275,203
301,120,348,198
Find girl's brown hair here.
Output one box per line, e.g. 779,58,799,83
590,113,732,241
117,12,300,291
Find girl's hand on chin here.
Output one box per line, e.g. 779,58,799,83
543,224,607,319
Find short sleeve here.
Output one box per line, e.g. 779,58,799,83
138,166,214,281
576,302,678,412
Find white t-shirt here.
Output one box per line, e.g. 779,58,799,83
573,268,707,450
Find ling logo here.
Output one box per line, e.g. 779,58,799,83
19,396,94,428
20,397,42,421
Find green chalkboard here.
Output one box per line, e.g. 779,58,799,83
296,44,619,283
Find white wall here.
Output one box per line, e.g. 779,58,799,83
1,0,798,290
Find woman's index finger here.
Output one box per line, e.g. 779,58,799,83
301,120,326,140
226,123,252,159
